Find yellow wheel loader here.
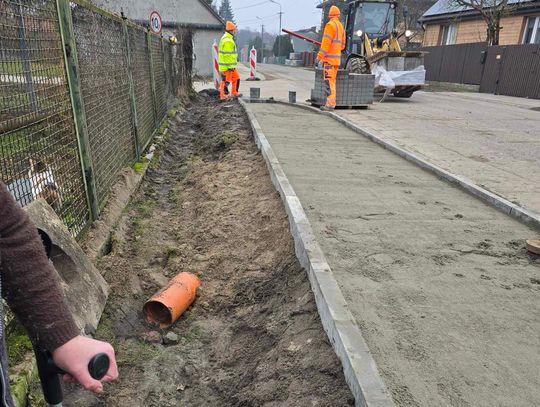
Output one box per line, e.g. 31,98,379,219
342,0,425,98
285,0,426,99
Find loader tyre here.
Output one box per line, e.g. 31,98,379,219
346,56,370,74
393,89,414,98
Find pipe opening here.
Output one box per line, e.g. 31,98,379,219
143,301,173,328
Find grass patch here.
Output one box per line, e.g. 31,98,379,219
133,160,147,174
219,131,237,147
130,198,156,243
167,106,179,119
27,380,47,407
0,61,64,77
96,313,163,367
6,327,32,366
117,338,163,367
0,132,31,156
164,245,181,264
95,312,117,345
137,199,155,218
169,185,182,206
179,311,203,342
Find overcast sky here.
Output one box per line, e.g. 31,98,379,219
229,0,323,33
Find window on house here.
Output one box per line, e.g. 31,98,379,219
523,16,540,44
440,24,457,45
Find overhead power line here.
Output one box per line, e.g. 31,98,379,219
235,0,271,11
236,12,279,25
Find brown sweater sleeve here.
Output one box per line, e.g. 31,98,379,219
0,182,79,351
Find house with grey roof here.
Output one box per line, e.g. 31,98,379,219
90,0,224,76
419,0,540,46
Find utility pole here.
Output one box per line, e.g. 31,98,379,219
277,11,283,57
257,16,264,63
261,24,264,62
269,0,283,59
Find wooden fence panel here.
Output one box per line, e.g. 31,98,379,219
462,42,488,84
439,44,468,83
495,44,540,99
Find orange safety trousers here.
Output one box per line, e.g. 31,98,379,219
317,17,344,108
323,64,338,108
220,69,240,99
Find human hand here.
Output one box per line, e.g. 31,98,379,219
52,335,119,393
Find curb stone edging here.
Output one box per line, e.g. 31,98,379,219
243,97,540,231
239,99,396,407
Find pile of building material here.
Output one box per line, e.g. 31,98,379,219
310,69,375,107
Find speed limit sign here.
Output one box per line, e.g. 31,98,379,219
150,11,162,34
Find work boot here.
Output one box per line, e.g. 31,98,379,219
320,105,335,111
231,93,243,99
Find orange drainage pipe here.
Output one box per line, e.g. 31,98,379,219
143,272,201,328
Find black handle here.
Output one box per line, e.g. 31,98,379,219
35,348,110,405
87,353,110,380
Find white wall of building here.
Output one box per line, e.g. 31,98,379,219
90,0,223,77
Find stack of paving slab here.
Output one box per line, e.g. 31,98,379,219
285,52,304,67
311,68,375,107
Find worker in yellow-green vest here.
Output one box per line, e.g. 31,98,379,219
218,21,242,100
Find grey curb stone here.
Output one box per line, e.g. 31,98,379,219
239,99,396,407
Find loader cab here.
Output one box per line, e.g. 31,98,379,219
345,0,397,55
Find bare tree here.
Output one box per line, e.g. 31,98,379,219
451,0,520,45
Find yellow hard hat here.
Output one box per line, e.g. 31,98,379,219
329,5,340,18
226,21,237,31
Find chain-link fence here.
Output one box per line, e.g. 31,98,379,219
72,5,135,208
1,0,192,238
129,26,155,151
0,0,89,236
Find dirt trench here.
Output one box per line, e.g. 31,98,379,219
63,93,353,406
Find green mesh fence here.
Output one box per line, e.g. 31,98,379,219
0,0,89,236
129,26,155,151
71,4,135,208
1,0,192,238
150,35,167,123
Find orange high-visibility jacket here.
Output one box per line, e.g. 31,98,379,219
317,17,345,66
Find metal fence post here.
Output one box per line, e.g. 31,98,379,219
56,0,99,221
122,19,141,160
161,37,168,98
146,31,158,129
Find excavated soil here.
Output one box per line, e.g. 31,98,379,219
64,93,353,406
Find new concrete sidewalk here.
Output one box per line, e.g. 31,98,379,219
245,102,540,407
242,63,540,215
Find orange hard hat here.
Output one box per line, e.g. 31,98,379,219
226,21,237,31
329,5,340,17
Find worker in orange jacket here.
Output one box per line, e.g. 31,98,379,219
316,5,345,110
